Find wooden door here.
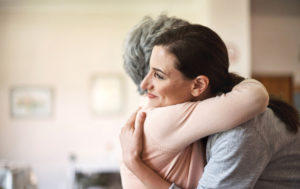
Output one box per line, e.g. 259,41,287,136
252,75,293,104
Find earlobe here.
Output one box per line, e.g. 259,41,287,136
191,75,209,97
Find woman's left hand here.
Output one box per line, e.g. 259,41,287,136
119,109,146,171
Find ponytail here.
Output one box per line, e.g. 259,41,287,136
268,97,299,133
218,72,245,94
224,73,299,133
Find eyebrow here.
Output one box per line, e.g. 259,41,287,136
152,67,167,75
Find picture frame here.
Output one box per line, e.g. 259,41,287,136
89,74,125,116
10,87,53,118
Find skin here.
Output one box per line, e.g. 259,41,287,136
140,45,194,107
140,45,211,108
120,45,211,189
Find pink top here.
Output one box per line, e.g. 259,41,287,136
120,79,269,189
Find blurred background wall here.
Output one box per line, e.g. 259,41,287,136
252,0,300,81
0,0,299,188
251,0,300,106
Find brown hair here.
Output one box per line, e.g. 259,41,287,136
154,24,299,133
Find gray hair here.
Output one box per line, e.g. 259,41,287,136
123,14,190,94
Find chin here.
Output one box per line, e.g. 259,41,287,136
145,99,160,108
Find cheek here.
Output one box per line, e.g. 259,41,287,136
159,85,179,100
169,83,192,101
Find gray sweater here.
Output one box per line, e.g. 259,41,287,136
171,108,300,189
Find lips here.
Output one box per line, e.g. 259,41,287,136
147,93,157,99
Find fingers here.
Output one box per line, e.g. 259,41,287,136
135,112,146,135
125,107,142,129
119,107,144,144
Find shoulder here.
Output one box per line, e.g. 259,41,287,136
200,109,275,189
207,108,275,153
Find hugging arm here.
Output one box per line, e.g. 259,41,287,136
149,79,269,150
120,79,269,188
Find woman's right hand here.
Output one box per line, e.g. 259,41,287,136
119,109,146,171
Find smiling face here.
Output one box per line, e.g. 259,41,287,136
140,45,195,108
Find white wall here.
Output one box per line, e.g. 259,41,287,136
0,0,251,188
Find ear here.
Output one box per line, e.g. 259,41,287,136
191,75,209,97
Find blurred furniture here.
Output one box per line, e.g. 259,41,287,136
253,75,293,104
73,163,121,189
0,161,37,189
75,171,121,189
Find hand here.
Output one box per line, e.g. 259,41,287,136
120,109,146,171
120,110,171,188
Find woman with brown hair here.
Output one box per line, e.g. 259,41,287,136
120,16,300,189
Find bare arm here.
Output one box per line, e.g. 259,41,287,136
145,79,269,150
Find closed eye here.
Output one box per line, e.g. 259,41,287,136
154,72,165,80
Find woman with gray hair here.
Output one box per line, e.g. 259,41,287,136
120,15,300,189
123,15,189,94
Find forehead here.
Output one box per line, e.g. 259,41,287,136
150,45,179,71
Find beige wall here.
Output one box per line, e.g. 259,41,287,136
0,10,137,189
0,0,250,188
251,0,300,85
206,0,251,77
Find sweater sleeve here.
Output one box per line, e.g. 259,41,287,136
144,79,269,151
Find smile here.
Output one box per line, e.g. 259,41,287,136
147,93,157,99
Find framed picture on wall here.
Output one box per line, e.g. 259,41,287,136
90,74,125,116
10,87,53,118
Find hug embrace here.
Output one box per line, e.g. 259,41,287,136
119,15,300,189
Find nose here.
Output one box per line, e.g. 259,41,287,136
140,72,152,91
